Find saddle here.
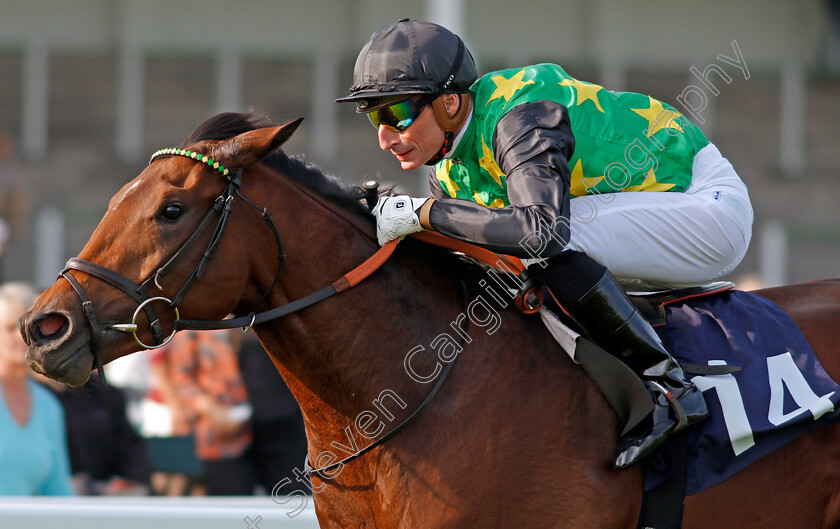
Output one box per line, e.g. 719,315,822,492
534,277,736,336
532,278,741,431
628,281,736,327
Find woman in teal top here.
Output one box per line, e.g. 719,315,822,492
0,282,74,496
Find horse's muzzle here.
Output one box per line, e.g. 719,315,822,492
22,309,94,386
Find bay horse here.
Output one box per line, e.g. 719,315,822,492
21,113,840,528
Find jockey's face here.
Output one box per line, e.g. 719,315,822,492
377,99,445,170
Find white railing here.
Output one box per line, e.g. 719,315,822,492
0,496,321,529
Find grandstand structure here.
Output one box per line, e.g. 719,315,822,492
0,0,838,287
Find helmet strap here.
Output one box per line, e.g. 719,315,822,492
424,93,469,166
424,130,454,166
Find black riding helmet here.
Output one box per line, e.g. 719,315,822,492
337,19,477,108
337,19,477,165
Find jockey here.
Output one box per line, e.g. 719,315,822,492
337,19,753,469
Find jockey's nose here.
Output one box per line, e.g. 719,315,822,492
378,125,401,151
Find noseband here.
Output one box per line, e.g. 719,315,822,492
61,149,286,381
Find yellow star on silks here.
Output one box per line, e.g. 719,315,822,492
473,191,506,209
631,96,683,137
436,159,460,197
569,158,604,197
622,169,675,192
479,135,506,186
559,78,605,113
487,68,535,107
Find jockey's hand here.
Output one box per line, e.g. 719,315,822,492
372,195,429,246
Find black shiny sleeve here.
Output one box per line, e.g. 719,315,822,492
427,100,575,258
427,168,447,199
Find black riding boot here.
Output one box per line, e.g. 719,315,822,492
531,251,709,469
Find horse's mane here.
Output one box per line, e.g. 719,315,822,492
181,112,488,282
181,112,370,217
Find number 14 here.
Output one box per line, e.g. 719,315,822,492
691,352,835,456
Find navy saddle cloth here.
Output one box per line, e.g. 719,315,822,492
644,289,840,494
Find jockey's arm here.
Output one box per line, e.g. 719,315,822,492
425,100,575,258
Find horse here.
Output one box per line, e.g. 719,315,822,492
21,112,840,528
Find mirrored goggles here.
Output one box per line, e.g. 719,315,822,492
366,97,433,131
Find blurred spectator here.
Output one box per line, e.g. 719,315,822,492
106,346,201,496
103,350,153,434
168,328,255,495
148,346,191,436
146,345,202,496
106,347,188,438
0,282,74,495
237,332,308,493
41,376,153,495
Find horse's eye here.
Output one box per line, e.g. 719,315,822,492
160,204,184,221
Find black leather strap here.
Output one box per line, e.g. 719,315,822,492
65,258,148,304
682,362,741,376
638,431,689,529
63,259,166,345
60,269,107,382
174,284,337,331
154,195,228,297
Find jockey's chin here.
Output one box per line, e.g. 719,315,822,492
392,148,426,171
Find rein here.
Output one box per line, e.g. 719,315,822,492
60,149,283,382
58,147,403,381
60,146,536,470
172,238,399,332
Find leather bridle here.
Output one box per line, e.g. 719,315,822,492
56,145,536,478
60,152,286,381
58,148,405,383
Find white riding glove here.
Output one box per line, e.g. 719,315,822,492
372,195,429,246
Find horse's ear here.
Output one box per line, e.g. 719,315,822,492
217,117,304,167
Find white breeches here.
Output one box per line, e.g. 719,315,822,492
566,143,753,287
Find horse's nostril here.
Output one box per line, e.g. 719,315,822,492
36,314,69,339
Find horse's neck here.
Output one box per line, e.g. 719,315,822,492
259,252,460,457
252,176,461,455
